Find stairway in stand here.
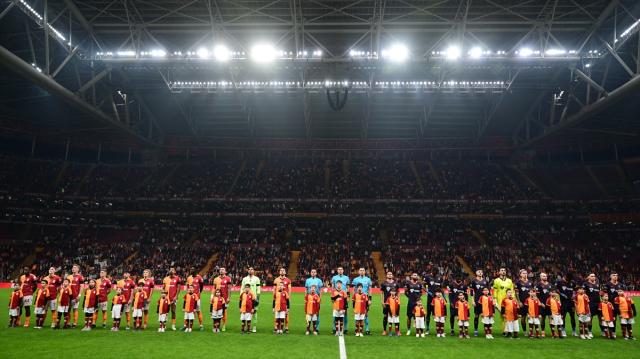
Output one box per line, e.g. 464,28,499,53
287,251,300,282
455,255,475,279
371,252,386,285
471,230,489,247
200,253,219,276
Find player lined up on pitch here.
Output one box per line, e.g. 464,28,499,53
6,265,638,341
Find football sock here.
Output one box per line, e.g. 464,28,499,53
17,315,21,325
73,311,78,325
52,311,57,324
450,315,456,330
198,312,203,325
343,315,347,331
312,321,316,332
622,326,627,337
307,321,310,332
365,316,369,331
24,316,30,326
242,321,246,331
484,324,490,335
316,314,319,331
551,327,556,336
277,317,281,330
247,320,251,330
93,313,98,323
395,323,399,333
223,311,227,325
172,318,176,326
383,316,387,331
144,314,149,326
474,317,479,331
126,312,131,325
627,324,633,337
588,323,592,333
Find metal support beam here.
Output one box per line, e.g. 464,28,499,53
0,44,156,147
0,0,17,20
290,0,304,54
576,0,620,53
24,18,36,67
174,95,203,146
300,70,312,140
418,71,445,138
472,68,521,144
132,92,166,143
454,0,472,48
52,36,88,78
44,0,49,75
361,72,374,141
230,69,255,138
124,93,130,126
519,74,640,148
597,34,635,77
371,0,386,55
62,0,105,51
571,67,608,97
76,67,112,95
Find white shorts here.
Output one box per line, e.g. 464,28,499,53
71,298,80,309
195,300,201,312
458,320,469,327
306,314,318,322
333,310,345,318
159,314,167,322
144,302,150,311
9,308,19,317
388,315,399,323
22,295,33,306
123,303,131,313
132,309,143,317
241,313,252,321
98,302,108,311
578,314,591,323
84,307,95,314
184,312,195,320
434,316,445,323
528,317,540,325
355,313,366,321
112,305,122,319
211,310,223,319
35,307,46,315
58,306,69,314
505,321,519,332
275,311,287,319
482,316,495,324
415,317,425,329
48,299,57,311
603,321,614,327
621,318,635,325
551,314,563,326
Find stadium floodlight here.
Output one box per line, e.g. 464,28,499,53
470,48,482,58
585,63,591,68
519,49,533,57
214,46,229,61
545,49,565,55
447,47,460,59
150,50,166,57
384,45,408,60
197,48,210,58
252,45,276,61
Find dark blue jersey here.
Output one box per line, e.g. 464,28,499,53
423,274,443,300
536,282,553,305
405,281,424,303
602,281,623,302
515,279,534,304
555,278,575,302
469,278,489,302
582,281,601,303
380,280,400,301
447,280,468,304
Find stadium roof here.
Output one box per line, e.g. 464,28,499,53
0,0,639,157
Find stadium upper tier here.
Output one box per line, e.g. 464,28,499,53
1,156,638,201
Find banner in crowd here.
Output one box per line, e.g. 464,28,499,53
4,189,640,205
1,283,639,297
1,205,592,220
589,213,640,223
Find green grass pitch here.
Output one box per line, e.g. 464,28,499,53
0,289,637,358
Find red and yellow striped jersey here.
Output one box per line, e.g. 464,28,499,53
479,295,494,317
239,292,255,313
9,290,22,309
157,298,170,315
546,297,561,315
35,288,49,308
213,276,232,300
599,301,615,322
83,289,98,309
501,298,519,321
332,290,348,311
304,293,320,315
112,295,125,305
386,296,401,316
58,287,72,307
211,296,226,311
615,296,635,319
456,300,470,321
133,291,148,309
413,305,426,318
273,291,289,311
431,297,447,317
353,292,368,314
183,293,198,312
525,297,541,317
574,294,590,315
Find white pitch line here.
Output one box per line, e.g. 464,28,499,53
339,334,347,359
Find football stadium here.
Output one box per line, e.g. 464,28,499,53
1,0,640,358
